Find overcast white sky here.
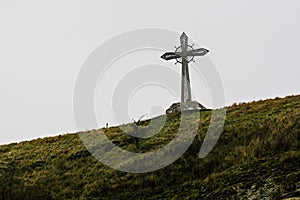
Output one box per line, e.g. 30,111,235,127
0,0,300,144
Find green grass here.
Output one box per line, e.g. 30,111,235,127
0,95,299,199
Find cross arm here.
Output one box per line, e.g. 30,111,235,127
180,32,188,52
161,52,181,61
186,48,209,57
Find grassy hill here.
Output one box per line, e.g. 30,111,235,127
0,95,299,199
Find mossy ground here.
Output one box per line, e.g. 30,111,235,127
0,95,299,199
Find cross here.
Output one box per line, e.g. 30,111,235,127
161,32,209,103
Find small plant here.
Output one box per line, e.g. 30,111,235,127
132,115,146,149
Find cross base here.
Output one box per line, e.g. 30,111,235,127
166,101,209,114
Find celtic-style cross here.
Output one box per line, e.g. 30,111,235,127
161,32,209,103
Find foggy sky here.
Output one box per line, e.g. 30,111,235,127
0,0,300,144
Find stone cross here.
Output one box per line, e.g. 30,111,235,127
161,32,209,103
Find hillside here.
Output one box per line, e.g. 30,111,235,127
0,95,299,199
